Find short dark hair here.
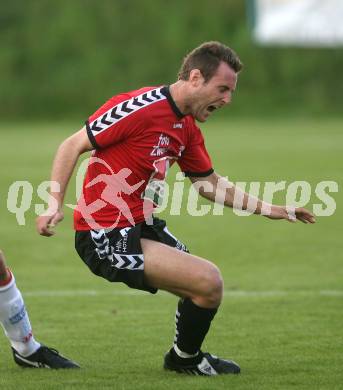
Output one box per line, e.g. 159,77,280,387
178,41,243,82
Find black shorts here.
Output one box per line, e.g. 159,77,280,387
75,217,189,294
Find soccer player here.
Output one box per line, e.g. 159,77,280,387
0,249,79,368
36,41,315,376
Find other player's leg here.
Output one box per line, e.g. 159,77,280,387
141,239,240,376
0,249,79,368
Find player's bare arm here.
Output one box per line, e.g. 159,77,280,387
36,128,93,236
189,172,316,224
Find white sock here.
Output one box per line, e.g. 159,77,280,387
173,343,199,358
0,271,40,357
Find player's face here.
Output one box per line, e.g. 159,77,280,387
189,62,237,122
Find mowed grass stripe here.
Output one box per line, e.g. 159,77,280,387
21,289,343,297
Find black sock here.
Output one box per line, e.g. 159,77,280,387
173,298,218,358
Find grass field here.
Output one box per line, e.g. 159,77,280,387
0,118,342,389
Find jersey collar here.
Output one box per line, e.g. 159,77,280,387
161,86,185,119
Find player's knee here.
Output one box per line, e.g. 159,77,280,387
199,264,223,307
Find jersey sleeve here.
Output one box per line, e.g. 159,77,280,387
177,123,214,177
85,94,144,149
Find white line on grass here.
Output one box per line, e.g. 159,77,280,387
23,289,343,298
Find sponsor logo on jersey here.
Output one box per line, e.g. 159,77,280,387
150,133,170,156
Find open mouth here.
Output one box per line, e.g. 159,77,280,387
207,105,218,112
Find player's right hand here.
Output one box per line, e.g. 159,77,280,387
36,210,64,237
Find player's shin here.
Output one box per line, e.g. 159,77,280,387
0,270,41,357
172,298,218,362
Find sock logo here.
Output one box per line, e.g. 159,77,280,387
23,331,33,343
9,304,26,325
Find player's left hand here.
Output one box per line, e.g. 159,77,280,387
36,209,64,236
267,206,316,224
292,207,316,224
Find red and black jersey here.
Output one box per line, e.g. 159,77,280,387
74,85,213,230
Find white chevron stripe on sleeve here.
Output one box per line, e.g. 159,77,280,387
89,87,166,137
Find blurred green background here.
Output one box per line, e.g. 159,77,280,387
1,0,342,120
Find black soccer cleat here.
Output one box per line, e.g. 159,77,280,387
164,349,240,376
12,345,80,369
